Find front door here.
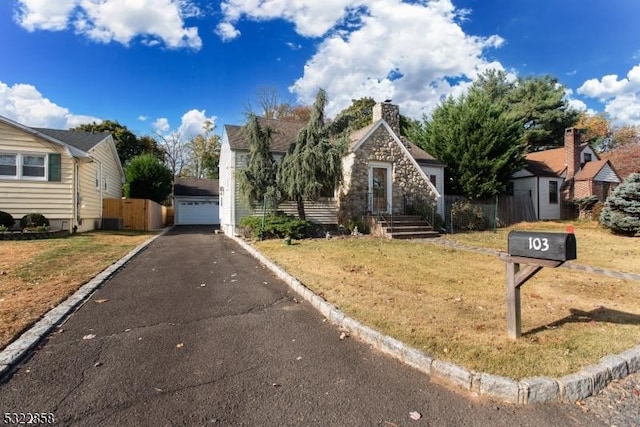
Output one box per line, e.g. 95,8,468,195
369,164,391,214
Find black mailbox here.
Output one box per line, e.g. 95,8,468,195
508,231,577,261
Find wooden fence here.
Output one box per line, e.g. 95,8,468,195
102,198,169,230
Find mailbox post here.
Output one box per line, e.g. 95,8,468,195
502,231,577,339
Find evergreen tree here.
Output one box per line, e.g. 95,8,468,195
236,115,279,209
412,90,526,199
72,120,162,165
470,71,579,150
123,153,173,204
600,173,640,236
278,89,346,219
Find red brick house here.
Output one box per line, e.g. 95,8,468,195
509,128,621,220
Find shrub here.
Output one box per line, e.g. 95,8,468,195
0,210,14,228
451,199,486,231
599,173,640,236
240,214,311,239
20,213,50,229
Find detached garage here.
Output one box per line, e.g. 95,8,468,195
173,177,220,225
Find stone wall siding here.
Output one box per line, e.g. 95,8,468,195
337,125,436,225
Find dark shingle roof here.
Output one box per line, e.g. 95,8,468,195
174,177,219,197
32,128,111,152
224,118,306,153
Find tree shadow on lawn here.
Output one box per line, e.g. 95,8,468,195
523,307,640,336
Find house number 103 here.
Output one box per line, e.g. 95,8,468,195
528,237,549,251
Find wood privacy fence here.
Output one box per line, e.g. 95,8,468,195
102,198,170,230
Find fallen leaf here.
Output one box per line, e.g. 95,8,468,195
176,343,184,348
82,334,96,340
155,387,163,392
409,411,422,420
94,362,103,367
95,299,108,304
200,284,206,287
339,332,348,340
296,356,302,361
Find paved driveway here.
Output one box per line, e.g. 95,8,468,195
0,227,603,426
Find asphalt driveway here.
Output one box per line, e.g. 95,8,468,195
0,226,604,426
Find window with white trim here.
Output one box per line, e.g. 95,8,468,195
0,153,49,180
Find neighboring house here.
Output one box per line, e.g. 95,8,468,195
219,101,443,236
0,115,124,232
509,128,621,220
173,177,220,225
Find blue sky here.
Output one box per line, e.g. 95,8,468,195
1,0,639,141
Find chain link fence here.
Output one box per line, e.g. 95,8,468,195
444,194,536,234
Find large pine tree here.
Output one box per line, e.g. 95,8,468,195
278,89,346,219
413,90,526,199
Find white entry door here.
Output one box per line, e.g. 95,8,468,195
368,163,392,214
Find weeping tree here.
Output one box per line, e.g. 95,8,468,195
278,89,346,219
236,115,280,210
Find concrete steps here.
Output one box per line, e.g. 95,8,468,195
377,215,440,239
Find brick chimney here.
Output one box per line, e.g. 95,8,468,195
565,128,581,179
373,101,400,135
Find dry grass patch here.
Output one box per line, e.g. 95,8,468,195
255,236,640,379
0,231,155,349
448,220,640,274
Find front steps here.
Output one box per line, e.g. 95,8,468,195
372,215,440,239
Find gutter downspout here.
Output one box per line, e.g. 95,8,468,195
73,159,80,231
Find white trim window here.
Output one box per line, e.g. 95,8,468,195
0,153,48,180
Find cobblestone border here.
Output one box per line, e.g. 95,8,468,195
233,235,640,404
0,228,169,378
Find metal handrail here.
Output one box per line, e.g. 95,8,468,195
366,192,394,236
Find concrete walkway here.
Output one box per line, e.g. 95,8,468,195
0,227,603,426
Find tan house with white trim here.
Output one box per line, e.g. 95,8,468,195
0,115,124,232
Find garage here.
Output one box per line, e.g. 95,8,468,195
173,177,220,225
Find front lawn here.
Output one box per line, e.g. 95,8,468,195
254,222,640,379
0,231,156,349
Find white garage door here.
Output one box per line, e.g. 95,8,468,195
177,200,219,225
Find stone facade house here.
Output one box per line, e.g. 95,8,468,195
219,101,443,236
509,128,621,220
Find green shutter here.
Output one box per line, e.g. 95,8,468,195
48,153,61,182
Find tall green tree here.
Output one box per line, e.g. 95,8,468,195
278,89,346,219
470,71,579,150
185,120,221,179
72,120,162,165
123,153,173,204
236,115,279,209
412,91,526,199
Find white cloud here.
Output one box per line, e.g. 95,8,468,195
578,64,640,126
605,93,640,126
14,0,202,49
152,109,217,139
289,0,505,117
215,21,240,42
219,0,361,38
0,81,100,128
152,117,171,133
138,115,148,121
177,109,217,139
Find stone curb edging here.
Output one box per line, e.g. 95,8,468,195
0,228,171,378
233,235,640,404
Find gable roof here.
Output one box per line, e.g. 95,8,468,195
224,118,306,153
0,115,91,158
174,177,219,197
32,128,111,152
574,159,610,181
524,147,567,176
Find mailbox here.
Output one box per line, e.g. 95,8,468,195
508,231,576,261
